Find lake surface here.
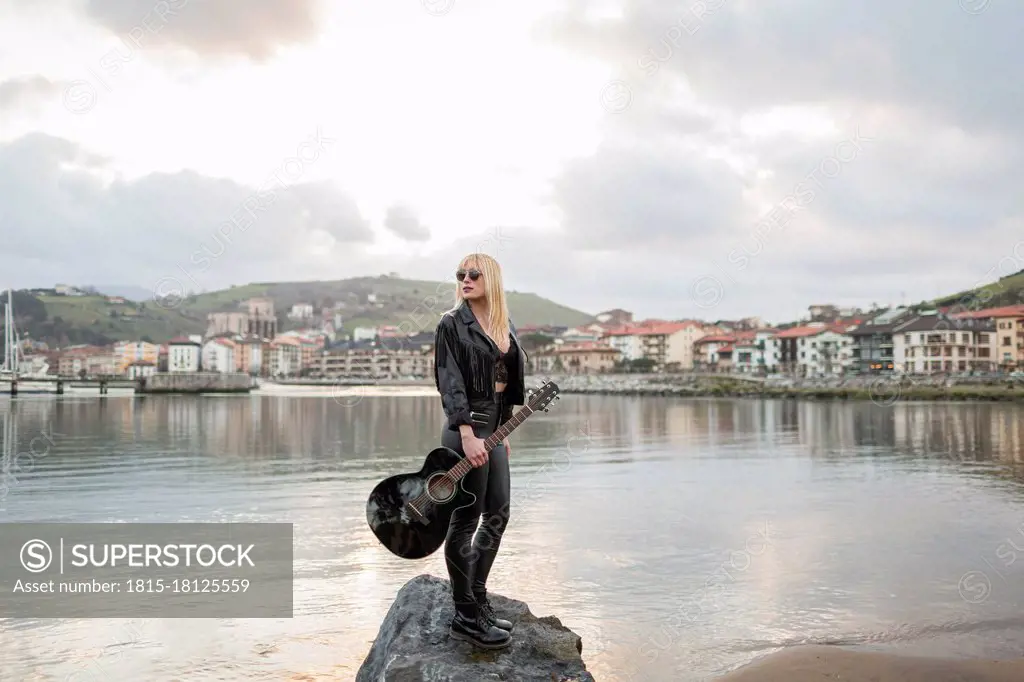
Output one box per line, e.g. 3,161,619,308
2,389,1024,681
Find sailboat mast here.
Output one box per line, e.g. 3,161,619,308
3,288,16,376
11,290,20,374
3,289,9,373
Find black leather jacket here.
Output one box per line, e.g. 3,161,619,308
433,300,527,430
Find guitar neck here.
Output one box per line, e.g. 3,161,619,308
448,405,534,482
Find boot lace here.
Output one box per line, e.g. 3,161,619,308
479,598,498,623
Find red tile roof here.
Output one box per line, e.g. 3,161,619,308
776,325,825,339
635,322,699,335
553,342,618,353
776,323,850,338
949,304,1024,319
602,319,701,337
695,334,735,344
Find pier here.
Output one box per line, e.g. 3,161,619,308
1,372,254,396
0,376,136,395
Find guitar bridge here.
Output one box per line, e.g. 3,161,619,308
404,502,428,525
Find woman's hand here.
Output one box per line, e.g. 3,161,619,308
462,433,489,467
504,438,511,458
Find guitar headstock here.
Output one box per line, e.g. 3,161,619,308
526,377,560,412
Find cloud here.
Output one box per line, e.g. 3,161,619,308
545,1,1019,133
82,0,322,59
0,133,374,293
550,135,751,251
0,76,63,112
2,1,1020,325
535,0,1024,319
384,204,431,241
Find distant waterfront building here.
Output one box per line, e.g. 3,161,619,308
202,338,236,373
949,304,1024,370
168,337,201,372
532,342,619,374
731,329,781,374
602,321,703,369
235,335,264,376
352,326,377,342
892,314,997,374
206,297,278,339
847,308,914,373
320,335,433,379
268,337,302,377
775,323,854,377
206,311,249,336
113,341,160,375
126,361,156,379
692,334,735,372
288,303,314,320
58,345,115,376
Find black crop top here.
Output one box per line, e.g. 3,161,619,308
494,337,517,383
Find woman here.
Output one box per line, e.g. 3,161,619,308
432,252,526,650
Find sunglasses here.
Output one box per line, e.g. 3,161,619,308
456,268,481,282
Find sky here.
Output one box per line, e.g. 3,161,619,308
0,0,1020,324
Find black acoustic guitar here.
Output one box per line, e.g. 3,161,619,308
366,380,560,559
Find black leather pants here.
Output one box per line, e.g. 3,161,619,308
443,392,511,605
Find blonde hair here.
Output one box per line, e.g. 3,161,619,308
448,252,511,352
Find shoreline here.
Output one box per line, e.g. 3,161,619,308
716,645,1024,682
549,374,1024,403
559,385,1024,402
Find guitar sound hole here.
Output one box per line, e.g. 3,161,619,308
426,474,456,503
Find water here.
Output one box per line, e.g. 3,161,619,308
2,390,1024,681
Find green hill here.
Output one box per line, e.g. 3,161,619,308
4,277,595,348
182,276,595,333
933,269,1024,311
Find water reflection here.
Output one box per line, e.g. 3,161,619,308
1,394,1024,681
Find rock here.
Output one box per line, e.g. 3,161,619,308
356,574,597,682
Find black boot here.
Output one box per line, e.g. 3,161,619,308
449,601,511,649
475,589,514,632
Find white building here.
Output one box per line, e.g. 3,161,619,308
352,326,378,342
269,337,302,376
560,324,605,343
600,321,706,369
126,361,156,379
802,329,853,376
288,303,314,320
168,337,201,372
892,314,998,374
732,330,781,374
693,334,735,370
601,327,643,361
777,324,855,376
202,338,236,373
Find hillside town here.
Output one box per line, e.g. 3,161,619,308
7,293,1024,382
